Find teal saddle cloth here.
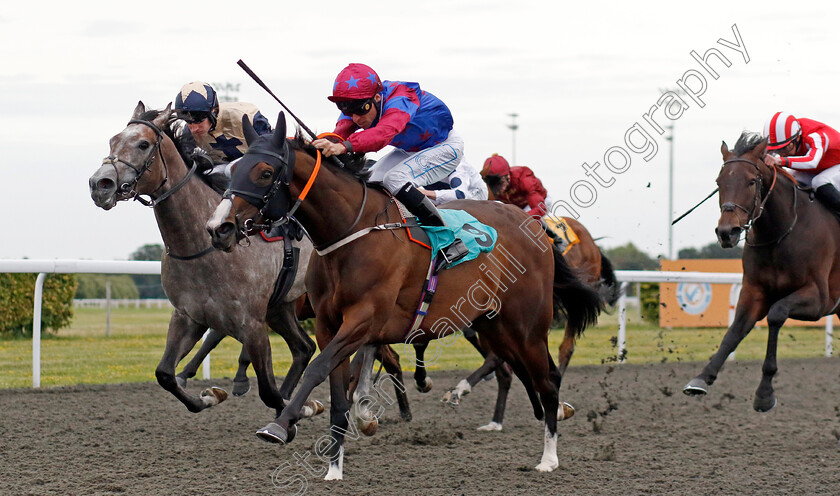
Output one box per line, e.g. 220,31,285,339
421,209,498,268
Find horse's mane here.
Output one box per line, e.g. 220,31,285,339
289,130,371,180
731,130,800,186
136,109,193,167
733,131,766,156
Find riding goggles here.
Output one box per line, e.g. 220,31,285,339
336,98,375,116
182,111,211,124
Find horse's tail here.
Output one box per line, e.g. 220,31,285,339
598,249,621,307
552,245,603,338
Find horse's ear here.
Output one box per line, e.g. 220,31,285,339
132,101,146,120
152,103,172,129
271,112,287,150
720,141,733,161
242,114,259,146
752,139,768,158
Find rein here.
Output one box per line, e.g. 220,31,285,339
105,117,213,260
720,158,798,247
102,119,198,208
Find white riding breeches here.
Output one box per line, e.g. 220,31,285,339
368,129,464,194
788,162,840,189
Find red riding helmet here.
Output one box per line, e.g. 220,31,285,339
764,111,801,150
482,154,511,177
328,63,383,102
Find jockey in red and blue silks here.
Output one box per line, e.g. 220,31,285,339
312,63,464,232
764,111,840,212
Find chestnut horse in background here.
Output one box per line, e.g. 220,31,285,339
207,112,602,479
684,131,840,411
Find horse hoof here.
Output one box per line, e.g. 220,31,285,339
558,402,575,421
302,399,325,418
359,417,378,436
753,395,777,412
256,423,295,444
415,378,433,393
535,460,559,472
232,380,250,397
683,378,708,396
199,387,228,406
476,421,503,432
175,375,188,389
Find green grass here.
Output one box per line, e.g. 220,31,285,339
0,306,836,389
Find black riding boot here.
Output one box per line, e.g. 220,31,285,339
394,183,468,268
815,184,840,213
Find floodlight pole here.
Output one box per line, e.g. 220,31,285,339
507,113,519,165
667,123,675,260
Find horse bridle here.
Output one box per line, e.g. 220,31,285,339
230,147,370,251
101,119,197,208
720,157,798,247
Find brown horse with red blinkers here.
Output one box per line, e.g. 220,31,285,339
684,131,840,411
207,112,602,480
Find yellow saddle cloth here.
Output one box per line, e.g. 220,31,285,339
542,216,579,255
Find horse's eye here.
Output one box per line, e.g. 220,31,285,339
748,179,756,187
260,170,273,180
138,141,150,151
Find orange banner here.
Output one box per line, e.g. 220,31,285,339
659,259,838,328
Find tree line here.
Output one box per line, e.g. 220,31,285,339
1,241,739,337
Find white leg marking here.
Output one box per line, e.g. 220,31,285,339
535,425,559,472
476,421,503,431
324,446,344,481
454,379,471,397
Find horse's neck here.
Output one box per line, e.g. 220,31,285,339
750,175,806,245
291,157,389,249
151,142,217,254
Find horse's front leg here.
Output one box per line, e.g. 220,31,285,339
239,320,287,414
412,342,433,393
232,345,252,397
266,302,317,403
175,327,223,388
375,345,412,421
683,286,766,396
257,314,370,445
443,352,503,407
155,310,227,412
754,286,824,412
325,359,353,480
348,345,379,436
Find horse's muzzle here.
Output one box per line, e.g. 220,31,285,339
89,167,119,210
207,221,237,252
715,225,742,248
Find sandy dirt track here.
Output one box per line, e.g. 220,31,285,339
2,358,840,495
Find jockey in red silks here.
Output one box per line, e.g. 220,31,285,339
312,63,464,230
764,111,840,212
480,154,551,219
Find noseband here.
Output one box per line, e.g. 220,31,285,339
720,157,797,247
101,118,197,207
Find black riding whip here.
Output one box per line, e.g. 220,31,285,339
236,59,346,168
672,188,719,225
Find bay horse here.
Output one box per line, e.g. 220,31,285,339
683,131,840,411
207,112,602,479
88,102,324,418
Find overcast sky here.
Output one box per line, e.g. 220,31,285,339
2,0,837,261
